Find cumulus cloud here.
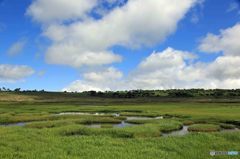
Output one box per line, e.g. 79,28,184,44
63,44,240,91
128,24,240,89
25,0,240,91
199,23,240,56
195,23,240,88
44,0,196,48
83,67,122,82
138,48,195,72
63,80,106,92
45,44,122,67
128,51,240,90
0,64,34,82
7,39,27,56
63,48,202,91
63,67,122,92
27,0,196,67
125,48,199,90
26,0,97,23
207,56,240,80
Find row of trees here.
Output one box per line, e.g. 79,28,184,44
80,89,240,98
0,87,45,92
0,87,21,92
1,87,240,98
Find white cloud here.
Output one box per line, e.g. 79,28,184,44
26,0,238,92
28,0,196,67
127,47,240,90
83,67,122,82
27,0,240,91
199,23,240,56
208,79,240,89
129,23,240,90
63,67,122,92
138,48,195,72
7,39,27,56
26,0,97,23
45,0,196,48
63,80,107,92
63,48,202,91
207,56,240,80
196,23,240,88
0,64,34,82
63,45,240,92
125,48,201,90
45,43,122,67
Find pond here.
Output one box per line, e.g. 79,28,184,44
86,121,136,128
56,112,164,119
0,114,163,128
0,122,26,127
85,114,164,128
1,112,239,138
162,126,240,137
162,126,189,137
126,116,163,120
57,112,106,116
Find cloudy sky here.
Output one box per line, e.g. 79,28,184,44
0,0,240,92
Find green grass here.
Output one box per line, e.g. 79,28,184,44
126,119,159,124
182,120,195,125
76,116,122,125
0,93,240,159
188,124,221,132
25,120,74,129
59,119,183,138
0,113,51,124
125,119,183,133
24,116,123,129
0,125,239,159
101,124,113,128
220,123,236,129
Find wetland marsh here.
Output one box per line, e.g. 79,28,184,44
0,92,239,159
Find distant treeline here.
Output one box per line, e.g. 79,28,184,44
0,87,45,93
1,87,240,98
79,89,240,98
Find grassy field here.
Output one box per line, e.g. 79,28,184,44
0,92,239,159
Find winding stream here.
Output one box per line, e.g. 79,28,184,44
86,121,135,128
0,122,26,127
1,112,239,137
162,126,189,137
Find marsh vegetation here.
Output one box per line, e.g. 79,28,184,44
0,92,239,159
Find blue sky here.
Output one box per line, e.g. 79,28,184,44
0,0,240,91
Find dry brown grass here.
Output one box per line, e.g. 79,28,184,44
0,92,37,102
